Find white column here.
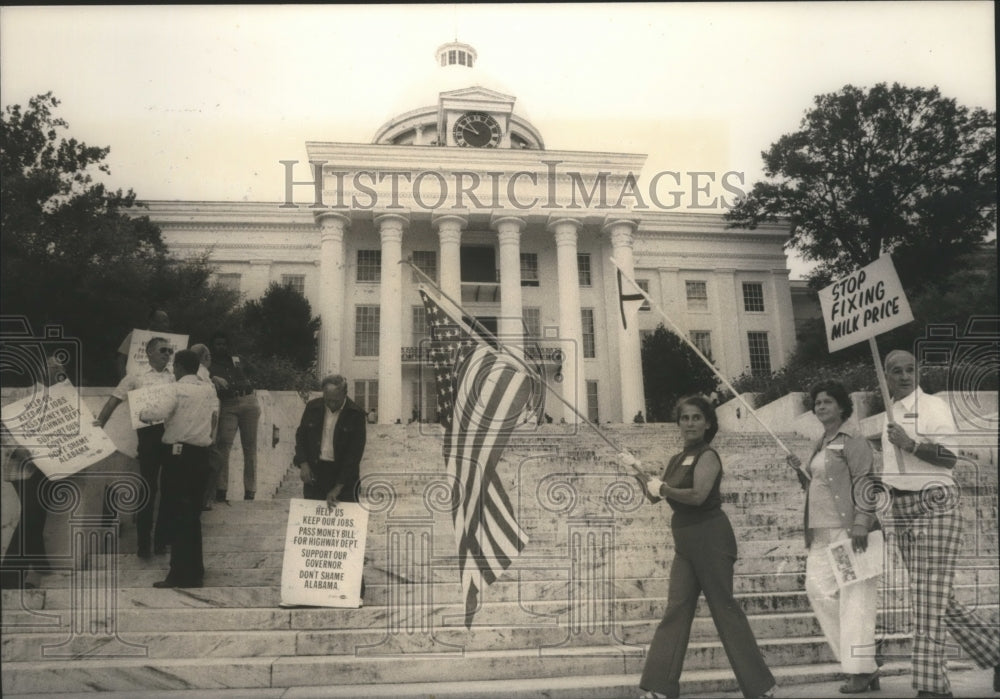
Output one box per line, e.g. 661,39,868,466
315,212,349,376
433,214,465,302
770,268,796,367
548,217,587,424
492,213,525,343
375,212,407,424
605,217,644,422
714,269,743,378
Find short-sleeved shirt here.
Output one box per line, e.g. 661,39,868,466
111,366,174,401
880,387,957,491
140,375,219,447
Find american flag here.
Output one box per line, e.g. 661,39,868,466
419,287,535,626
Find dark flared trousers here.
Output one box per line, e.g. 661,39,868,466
640,510,774,699
136,424,169,552
0,468,51,587
160,445,210,585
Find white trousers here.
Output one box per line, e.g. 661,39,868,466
806,528,879,674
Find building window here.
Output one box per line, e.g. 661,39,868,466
355,305,380,356
281,274,305,295
577,254,592,286
216,273,241,293
586,381,599,423
685,281,708,310
636,279,651,311
743,282,765,312
523,307,541,338
357,250,381,283
520,253,540,287
747,332,772,376
690,331,713,360
581,308,596,358
411,251,437,283
412,306,429,345
354,380,378,418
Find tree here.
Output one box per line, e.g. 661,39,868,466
640,325,718,422
726,83,996,291
241,282,320,369
1,93,241,384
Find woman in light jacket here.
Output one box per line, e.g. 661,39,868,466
787,380,881,694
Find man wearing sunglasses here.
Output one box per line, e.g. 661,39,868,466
96,337,176,559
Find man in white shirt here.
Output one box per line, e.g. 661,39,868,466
140,350,218,589
880,350,999,698
96,336,175,559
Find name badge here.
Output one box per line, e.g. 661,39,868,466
172,443,183,456
681,455,695,466
232,356,241,367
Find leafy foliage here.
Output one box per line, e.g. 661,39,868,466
640,325,718,421
726,83,996,290
241,282,320,369
1,93,242,385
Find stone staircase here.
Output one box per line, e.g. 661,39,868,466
2,424,997,697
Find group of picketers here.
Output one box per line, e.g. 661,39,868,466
631,350,999,699
2,308,367,594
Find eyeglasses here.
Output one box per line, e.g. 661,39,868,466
158,348,174,355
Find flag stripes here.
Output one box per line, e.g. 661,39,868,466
419,287,534,625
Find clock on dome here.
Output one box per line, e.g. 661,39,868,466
453,111,502,148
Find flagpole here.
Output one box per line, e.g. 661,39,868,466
403,258,646,477
610,257,794,457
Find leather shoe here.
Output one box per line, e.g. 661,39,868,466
137,547,152,560
244,491,255,501
153,579,203,589
154,546,167,556
840,670,879,693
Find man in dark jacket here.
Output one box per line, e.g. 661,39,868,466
294,375,367,508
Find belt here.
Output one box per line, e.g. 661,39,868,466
222,388,254,399
886,484,950,496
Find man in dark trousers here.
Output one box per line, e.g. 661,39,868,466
294,375,367,508
140,350,219,589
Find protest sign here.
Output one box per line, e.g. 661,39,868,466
827,529,884,588
124,329,189,376
126,384,176,429
1,380,117,479
818,255,913,353
280,498,368,608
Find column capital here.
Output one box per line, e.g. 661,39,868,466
602,217,640,249
315,211,350,242
373,211,410,229
432,213,468,230
490,210,526,231
546,214,583,233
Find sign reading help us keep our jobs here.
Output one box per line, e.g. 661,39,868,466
280,498,368,608
0,380,116,479
124,329,189,376
818,255,914,352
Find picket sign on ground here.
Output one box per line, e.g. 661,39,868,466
280,497,368,608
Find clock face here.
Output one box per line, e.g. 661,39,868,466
453,112,502,148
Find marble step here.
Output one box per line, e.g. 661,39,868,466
1,662,919,699
0,639,885,695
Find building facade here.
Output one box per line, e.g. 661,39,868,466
147,41,796,424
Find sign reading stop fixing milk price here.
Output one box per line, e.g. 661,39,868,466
280,498,368,608
818,255,914,352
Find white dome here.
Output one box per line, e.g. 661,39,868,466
373,41,539,147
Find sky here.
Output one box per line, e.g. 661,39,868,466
1,3,996,279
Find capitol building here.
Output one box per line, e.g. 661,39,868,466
146,41,796,425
